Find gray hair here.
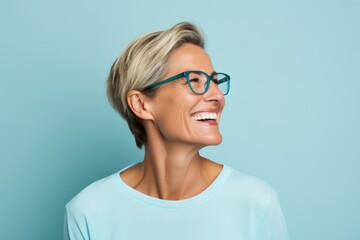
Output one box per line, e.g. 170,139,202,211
106,22,205,148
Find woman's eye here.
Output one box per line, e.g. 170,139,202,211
189,78,200,83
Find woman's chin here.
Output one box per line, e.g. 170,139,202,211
199,134,223,146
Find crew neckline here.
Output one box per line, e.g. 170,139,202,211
111,163,231,209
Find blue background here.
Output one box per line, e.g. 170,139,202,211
1,0,359,239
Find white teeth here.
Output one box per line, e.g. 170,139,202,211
191,113,217,121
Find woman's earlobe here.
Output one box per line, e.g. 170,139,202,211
127,90,154,120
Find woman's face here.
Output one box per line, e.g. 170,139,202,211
148,43,225,148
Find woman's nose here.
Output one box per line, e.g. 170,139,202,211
204,81,224,101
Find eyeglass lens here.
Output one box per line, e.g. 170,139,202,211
187,72,229,95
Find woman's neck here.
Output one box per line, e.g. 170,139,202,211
120,141,222,200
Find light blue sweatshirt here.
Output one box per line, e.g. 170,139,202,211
64,164,288,240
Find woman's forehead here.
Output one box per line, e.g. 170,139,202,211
166,44,214,75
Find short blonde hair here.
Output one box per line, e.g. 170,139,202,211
107,22,204,148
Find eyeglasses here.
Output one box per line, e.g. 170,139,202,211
142,70,230,95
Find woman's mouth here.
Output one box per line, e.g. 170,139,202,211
191,112,218,124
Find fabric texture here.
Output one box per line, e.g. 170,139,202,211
64,164,288,240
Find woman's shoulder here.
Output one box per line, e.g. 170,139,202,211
65,172,119,213
66,162,142,208
223,165,278,206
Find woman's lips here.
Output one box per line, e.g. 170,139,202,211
191,112,217,121
190,112,219,125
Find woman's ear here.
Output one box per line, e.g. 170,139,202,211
127,90,154,120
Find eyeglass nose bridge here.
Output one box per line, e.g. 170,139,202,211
201,72,230,96
205,74,224,96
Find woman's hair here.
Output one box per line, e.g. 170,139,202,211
106,22,205,148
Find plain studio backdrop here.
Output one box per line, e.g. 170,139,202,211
1,0,359,239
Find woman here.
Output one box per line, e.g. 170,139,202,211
64,22,288,240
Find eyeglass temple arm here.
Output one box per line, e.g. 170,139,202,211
143,72,185,90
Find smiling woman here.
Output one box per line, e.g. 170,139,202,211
64,22,288,240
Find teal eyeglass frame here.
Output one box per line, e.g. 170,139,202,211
142,70,230,95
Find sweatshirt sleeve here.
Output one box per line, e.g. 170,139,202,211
63,204,89,240
257,192,289,240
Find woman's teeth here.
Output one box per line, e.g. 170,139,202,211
191,113,217,121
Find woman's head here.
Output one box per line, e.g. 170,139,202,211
107,22,205,148
135,43,226,149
